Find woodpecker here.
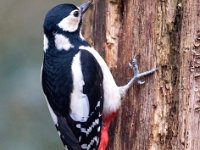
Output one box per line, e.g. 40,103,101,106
41,1,156,150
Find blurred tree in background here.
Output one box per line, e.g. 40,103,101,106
0,0,81,150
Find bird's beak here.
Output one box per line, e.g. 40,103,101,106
80,1,92,15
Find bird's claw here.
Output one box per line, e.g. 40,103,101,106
137,80,145,85
129,57,137,68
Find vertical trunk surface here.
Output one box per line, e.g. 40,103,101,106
82,0,200,149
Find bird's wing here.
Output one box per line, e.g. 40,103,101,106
79,46,121,115
42,49,104,149
56,114,82,150
80,49,104,115
42,54,82,149
68,49,104,149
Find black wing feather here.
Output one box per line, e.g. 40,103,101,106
56,115,81,150
42,49,104,149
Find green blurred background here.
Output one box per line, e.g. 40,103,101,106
0,0,82,149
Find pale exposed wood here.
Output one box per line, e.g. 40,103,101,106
178,0,200,149
82,0,200,149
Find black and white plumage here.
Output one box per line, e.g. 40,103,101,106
41,1,157,150
42,2,104,149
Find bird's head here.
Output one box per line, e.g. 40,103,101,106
43,1,92,35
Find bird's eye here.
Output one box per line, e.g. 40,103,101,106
73,11,79,17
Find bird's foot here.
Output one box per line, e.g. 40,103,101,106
119,57,157,97
129,58,157,85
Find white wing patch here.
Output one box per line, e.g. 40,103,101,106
81,144,88,149
76,118,99,136
81,136,99,150
79,46,121,116
54,34,74,51
43,34,48,52
70,52,90,122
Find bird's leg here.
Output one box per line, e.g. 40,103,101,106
120,58,157,97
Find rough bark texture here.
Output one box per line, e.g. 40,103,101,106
82,0,200,149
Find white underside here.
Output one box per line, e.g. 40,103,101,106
79,46,121,116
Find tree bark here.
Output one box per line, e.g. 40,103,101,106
83,0,200,149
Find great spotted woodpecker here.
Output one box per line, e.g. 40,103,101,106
41,1,156,150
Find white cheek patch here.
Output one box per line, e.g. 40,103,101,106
58,15,80,32
55,34,74,51
81,136,99,150
43,34,49,52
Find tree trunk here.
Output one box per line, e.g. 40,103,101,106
83,0,200,149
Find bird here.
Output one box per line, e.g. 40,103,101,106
41,1,157,150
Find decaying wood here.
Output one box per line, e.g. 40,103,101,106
82,0,200,149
